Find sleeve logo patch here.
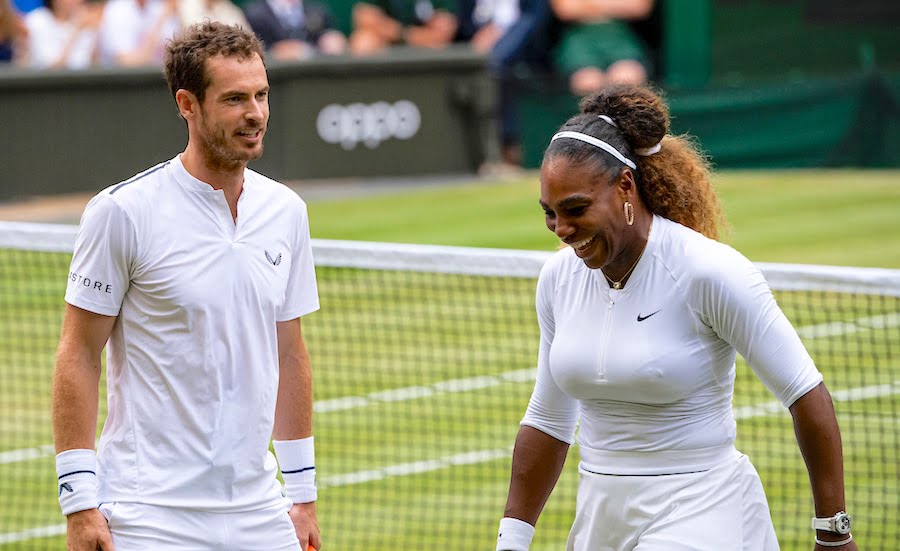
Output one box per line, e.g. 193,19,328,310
69,271,113,294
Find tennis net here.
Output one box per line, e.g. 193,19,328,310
1,221,898,550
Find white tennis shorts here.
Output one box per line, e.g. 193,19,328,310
566,453,779,551
98,497,301,550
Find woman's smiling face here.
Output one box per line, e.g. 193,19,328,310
539,155,630,270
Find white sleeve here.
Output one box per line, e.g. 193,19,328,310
65,193,136,317
277,199,320,321
520,262,580,444
695,248,823,407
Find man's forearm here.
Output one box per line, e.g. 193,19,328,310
273,337,313,440
52,350,102,452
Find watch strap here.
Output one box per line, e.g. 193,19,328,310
811,511,851,535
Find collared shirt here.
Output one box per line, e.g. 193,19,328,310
66,155,319,511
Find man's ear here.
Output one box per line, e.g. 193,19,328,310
174,89,199,121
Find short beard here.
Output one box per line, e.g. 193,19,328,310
198,115,264,171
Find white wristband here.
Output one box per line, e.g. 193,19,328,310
496,517,535,551
273,437,317,503
815,534,853,547
56,449,99,516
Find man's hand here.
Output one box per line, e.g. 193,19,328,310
66,508,114,550
289,502,321,550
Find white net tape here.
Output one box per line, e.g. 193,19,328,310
2,220,899,296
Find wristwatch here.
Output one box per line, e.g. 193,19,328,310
811,511,852,535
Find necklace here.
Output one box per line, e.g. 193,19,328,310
602,220,652,290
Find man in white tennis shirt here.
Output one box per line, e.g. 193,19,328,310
52,21,321,550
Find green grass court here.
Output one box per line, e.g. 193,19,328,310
1,170,898,549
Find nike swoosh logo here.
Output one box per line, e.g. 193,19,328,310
637,310,661,322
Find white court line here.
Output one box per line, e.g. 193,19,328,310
796,312,900,339
2,313,897,543
0,444,56,465
3,380,899,545
731,381,900,419
3,308,899,465
2,309,898,466
0,368,538,467
318,448,510,488
0,524,67,545
316,311,900,413
0,441,100,467
0,447,510,545
6,310,897,465
841,413,900,426
315,369,535,413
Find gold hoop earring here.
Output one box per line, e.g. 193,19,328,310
624,201,634,226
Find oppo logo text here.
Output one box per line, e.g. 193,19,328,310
316,100,421,150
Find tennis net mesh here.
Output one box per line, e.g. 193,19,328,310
1,221,898,550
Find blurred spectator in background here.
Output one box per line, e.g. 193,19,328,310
179,0,249,29
350,0,458,55
0,0,27,63
550,0,653,96
456,0,554,167
24,0,102,69
242,0,345,60
12,0,39,13
455,0,519,53
97,0,179,66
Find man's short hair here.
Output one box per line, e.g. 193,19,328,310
163,22,265,105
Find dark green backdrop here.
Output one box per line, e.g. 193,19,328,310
1,1,898,200
517,71,900,169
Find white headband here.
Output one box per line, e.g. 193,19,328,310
598,115,617,127
550,131,637,169
635,143,662,156
597,114,663,157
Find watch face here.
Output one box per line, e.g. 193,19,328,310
836,514,852,534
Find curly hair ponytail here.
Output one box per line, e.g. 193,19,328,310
544,84,727,240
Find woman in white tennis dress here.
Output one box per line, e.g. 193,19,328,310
496,84,857,551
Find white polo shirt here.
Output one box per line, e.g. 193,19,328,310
65,155,319,511
521,215,822,475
